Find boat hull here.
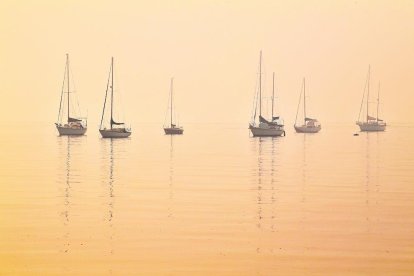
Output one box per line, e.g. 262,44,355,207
250,126,285,137
99,129,131,138
357,122,386,132
164,127,184,135
294,125,321,133
56,125,87,136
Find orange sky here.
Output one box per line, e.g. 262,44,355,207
0,0,413,125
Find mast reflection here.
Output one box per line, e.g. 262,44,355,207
105,138,115,255
168,135,175,218
252,137,280,254
58,135,82,254
63,136,72,253
364,132,380,233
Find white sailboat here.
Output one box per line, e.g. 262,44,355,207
55,54,87,135
164,78,184,135
356,66,386,132
294,78,321,133
249,51,285,137
99,57,132,138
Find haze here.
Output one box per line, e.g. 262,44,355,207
1,0,413,126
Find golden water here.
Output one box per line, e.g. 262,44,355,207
1,123,413,275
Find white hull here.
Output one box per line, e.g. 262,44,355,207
99,129,131,138
56,125,87,136
294,125,321,133
357,122,386,132
250,125,285,137
164,127,184,135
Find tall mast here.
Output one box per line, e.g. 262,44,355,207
111,57,114,129
67,53,70,122
272,72,275,119
259,51,262,117
294,80,302,126
367,65,370,122
100,61,111,130
377,81,380,122
303,78,306,124
57,57,67,124
170,78,174,127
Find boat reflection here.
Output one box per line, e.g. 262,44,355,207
58,135,84,254
101,138,116,255
168,135,175,218
300,135,307,231
364,132,381,233
252,137,280,255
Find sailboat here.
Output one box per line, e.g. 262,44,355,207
99,57,132,138
356,66,386,132
249,51,285,137
164,78,184,135
55,54,87,135
294,78,321,133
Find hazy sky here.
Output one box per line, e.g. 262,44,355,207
1,0,413,125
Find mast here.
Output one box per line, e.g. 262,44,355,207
67,53,70,123
259,50,262,117
99,60,112,130
170,78,174,127
303,78,306,124
272,72,275,120
294,80,302,126
358,66,370,123
367,65,370,122
111,57,114,129
377,81,380,122
57,57,67,124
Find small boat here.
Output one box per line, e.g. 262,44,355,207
249,51,285,137
294,78,321,133
164,78,183,135
55,54,87,135
356,66,386,132
99,57,131,138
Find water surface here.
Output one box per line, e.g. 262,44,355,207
0,123,413,275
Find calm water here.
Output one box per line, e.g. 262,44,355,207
1,122,414,275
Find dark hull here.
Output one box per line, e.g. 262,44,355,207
99,129,131,138
164,128,184,135
294,125,321,133
56,125,87,136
